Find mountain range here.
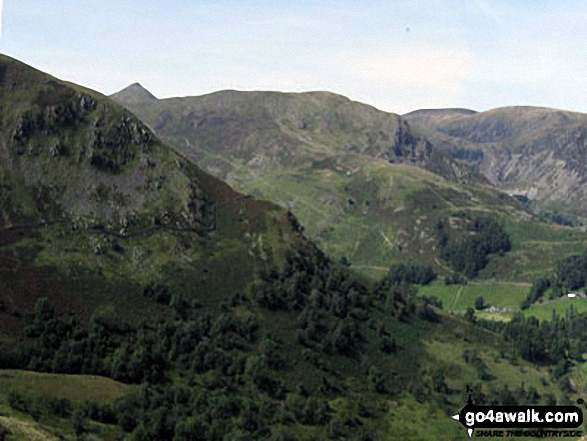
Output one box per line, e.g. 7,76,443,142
404,106,587,217
111,84,587,283
1,55,587,440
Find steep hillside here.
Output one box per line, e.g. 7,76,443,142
405,106,587,217
0,55,306,337
112,86,537,279
111,86,476,184
1,56,586,441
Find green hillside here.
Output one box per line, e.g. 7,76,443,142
0,55,309,342
1,56,586,440
114,85,585,283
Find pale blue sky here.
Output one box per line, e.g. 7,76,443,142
2,0,587,114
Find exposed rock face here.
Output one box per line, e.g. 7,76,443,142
404,106,587,216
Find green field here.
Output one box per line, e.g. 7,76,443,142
0,369,132,441
417,280,529,313
478,220,587,282
418,279,587,326
0,370,132,407
523,297,587,322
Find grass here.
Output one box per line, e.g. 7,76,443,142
0,416,60,441
523,297,587,322
0,369,133,406
0,369,132,440
424,338,554,397
417,280,529,313
505,220,586,246
243,161,461,274
383,395,467,440
418,279,587,325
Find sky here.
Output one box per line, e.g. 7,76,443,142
2,0,587,114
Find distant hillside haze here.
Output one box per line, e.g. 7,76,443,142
404,106,587,216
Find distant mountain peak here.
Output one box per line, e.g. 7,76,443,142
111,82,157,103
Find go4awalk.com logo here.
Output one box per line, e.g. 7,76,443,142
451,393,584,438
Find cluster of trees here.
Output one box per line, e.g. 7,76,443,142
520,277,551,309
555,252,587,292
466,383,548,407
437,213,511,277
501,312,575,365
539,210,577,227
4,245,394,439
474,296,487,310
384,263,437,286
254,247,331,311
520,250,587,309
9,242,582,439
463,349,494,380
8,389,74,421
471,305,586,371
445,272,467,285
255,249,372,357
9,295,333,438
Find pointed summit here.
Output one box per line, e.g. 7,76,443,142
111,82,157,105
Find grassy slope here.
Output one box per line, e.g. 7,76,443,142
0,369,132,405
250,298,571,440
0,370,132,440
418,281,529,313
1,58,583,440
0,56,309,343
110,86,587,285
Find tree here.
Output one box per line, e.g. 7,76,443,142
437,214,511,277
464,307,476,323
431,368,448,394
71,408,86,438
475,296,485,310
368,366,386,393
